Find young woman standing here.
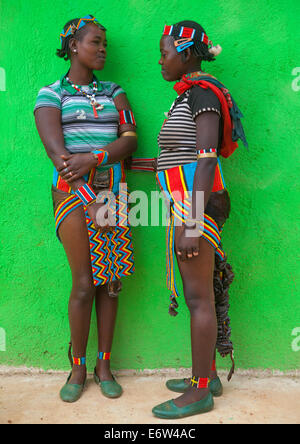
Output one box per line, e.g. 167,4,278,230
34,15,137,403
152,20,247,419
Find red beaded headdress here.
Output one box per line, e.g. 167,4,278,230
162,25,209,53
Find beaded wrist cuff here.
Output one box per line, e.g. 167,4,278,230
197,148,217,159
92,150,109,167
75,183,97,207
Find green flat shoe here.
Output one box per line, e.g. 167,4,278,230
209,377,223,397
94,368,123,398
152,392,214,419
60,372,86,403
166,377,223,397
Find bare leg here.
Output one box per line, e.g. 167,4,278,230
58,206,95,385
174,225,217,407
94,284,119,381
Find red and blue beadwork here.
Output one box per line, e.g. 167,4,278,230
92,150,108,167
75,183,97,206
162,25,209,53
197,148,217,155
98,352,111,360
119,110,136,126
190,376,209,389
73,357,86,366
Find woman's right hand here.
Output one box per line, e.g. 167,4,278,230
58,153,97,182
87,202,114,233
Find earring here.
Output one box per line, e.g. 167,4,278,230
73,49,77,53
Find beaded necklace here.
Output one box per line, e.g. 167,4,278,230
65,76,104,118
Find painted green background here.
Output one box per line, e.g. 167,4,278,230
0,0,299,373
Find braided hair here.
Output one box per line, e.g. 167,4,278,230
56,17,106,61
171,20,217,62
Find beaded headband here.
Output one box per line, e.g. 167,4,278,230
60,15,101,44
162,25,209,53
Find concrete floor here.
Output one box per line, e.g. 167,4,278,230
0,369,299,424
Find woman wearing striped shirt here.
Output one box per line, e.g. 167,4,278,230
34,15,137,403
152,20,247,419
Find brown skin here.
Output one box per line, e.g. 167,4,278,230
159,36,219,407
34,23,137,385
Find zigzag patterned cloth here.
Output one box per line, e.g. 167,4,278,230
156,161,226,316
54,188,134,287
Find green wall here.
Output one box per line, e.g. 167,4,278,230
0,0,299,373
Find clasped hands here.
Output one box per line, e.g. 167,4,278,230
58,153,97,182
58,153,112,233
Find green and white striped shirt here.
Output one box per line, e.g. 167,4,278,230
34,73,125,154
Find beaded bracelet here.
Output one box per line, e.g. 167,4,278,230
75,183,97,207
197,148,217,159
91,150,109,167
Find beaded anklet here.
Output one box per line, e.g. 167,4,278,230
190,376,210,389
98,352,111,360
72,357,86,366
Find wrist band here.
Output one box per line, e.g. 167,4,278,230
197,148,217,159
120,131,137,138
75,183,97,206
91,150,108,167
119,110,136,126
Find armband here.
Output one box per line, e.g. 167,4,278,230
120,131,137,138
75,183,97,207
196,148,217,159
91,150,109,166
119,110,136,126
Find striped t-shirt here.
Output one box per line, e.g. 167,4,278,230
157,86,222,172
34,74,125,154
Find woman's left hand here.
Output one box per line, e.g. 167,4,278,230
58,153,97,182
177,227,200,261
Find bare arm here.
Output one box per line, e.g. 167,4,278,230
34,107,88,190
177,112,219,261
191,112,219,219
34,107,106,230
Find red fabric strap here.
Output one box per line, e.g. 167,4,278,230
174,76,238,158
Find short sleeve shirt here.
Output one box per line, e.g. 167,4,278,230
157,86,222,172
34,74,125,154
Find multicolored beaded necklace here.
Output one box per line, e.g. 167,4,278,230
65,76,104,118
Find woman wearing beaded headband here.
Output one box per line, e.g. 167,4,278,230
34,15,137,403
152,20,247,419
